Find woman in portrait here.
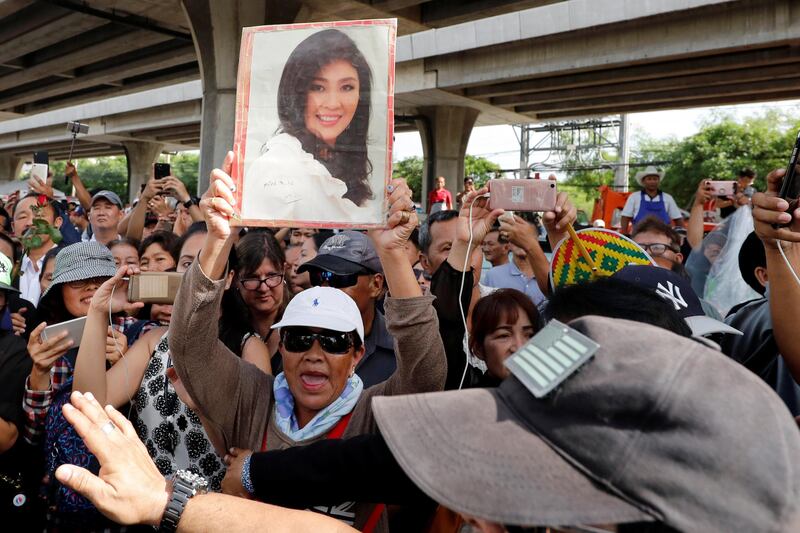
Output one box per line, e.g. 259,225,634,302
243,28,380,224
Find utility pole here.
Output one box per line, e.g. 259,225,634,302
519,125,529,179
614,113,630,192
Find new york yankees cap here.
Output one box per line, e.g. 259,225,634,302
373,315,800,531
612,265,741,337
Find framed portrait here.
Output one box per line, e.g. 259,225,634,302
231,19,397,229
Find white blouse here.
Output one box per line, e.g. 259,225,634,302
241,133,381,225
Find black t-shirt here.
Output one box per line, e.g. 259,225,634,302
0,330,43,520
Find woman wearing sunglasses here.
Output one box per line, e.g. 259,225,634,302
167,152,445,532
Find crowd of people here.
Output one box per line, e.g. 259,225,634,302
0,148,799,533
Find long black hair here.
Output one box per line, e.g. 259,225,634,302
276,28,373,206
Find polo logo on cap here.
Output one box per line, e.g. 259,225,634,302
0,262,6,274
312,298,320,307
655,281,688,311
322,234,349,251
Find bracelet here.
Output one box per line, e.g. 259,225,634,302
241,454,255,495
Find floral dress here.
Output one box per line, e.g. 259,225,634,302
130,334,226,491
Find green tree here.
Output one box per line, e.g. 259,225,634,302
660,111,795,207
170,152,200,195
392,154,502,203
464,154,501,186
392,156,423,202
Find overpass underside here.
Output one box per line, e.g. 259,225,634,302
0,0,797,197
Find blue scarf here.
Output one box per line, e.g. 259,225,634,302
273,372,363,441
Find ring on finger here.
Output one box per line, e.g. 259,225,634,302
100,420,116,435
400,211,410,224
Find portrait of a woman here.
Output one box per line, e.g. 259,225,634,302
239,25,392,226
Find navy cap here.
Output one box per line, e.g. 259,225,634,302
612,265,741,337
299,231,382,276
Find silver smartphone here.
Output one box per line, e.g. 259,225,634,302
41,316,87,347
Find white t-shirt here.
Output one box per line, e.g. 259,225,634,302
241,133,381,225
621,191,683,220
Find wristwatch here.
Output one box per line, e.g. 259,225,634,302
158,470,208,532
182,198,195,208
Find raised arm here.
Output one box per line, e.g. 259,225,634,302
126,177,163,241
66,162,92,211
751,168,800,382
688,179,713,249
499,214,551,296
541,179,577,251
169,151,270,450
72,265,153,407
367,180,446,397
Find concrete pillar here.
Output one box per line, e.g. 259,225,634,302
416,106,479,210
182,0,273,195
0,155,23,182
123,141,164,203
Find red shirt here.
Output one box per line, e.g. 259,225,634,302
428,188,453,209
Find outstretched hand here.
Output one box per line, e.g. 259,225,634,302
541,175,577,240
55,391,169,526
456,186,504,245
200,151,237,242
368,178,417,254
752,168,800,249
89,265,144,316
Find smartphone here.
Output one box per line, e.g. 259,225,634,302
707,181,738,197
42,316,87,347
487,179,558,212
778,130,800,224
154,163,171,180
30,163,48,185
127,272,183,304
33,151,48,165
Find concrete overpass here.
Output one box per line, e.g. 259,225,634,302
1,0,799,199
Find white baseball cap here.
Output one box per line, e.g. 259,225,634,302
271,286,364,342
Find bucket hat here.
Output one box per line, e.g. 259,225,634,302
41,241,116,299
373,316,800,531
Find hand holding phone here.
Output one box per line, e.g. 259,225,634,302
777,130,800,227
128,272,183,304
41,316,87,348
487,179,558,212
707,180,738,198
154,163,171,180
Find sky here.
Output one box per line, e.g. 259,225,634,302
392,98,800,176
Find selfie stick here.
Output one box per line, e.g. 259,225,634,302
64,121,88,185
566,224,599,275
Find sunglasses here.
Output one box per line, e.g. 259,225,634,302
308,268,369,289
281,327,354,354
65,276,110,290
413,268,432,281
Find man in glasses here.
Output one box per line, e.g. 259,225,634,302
298,231,396,387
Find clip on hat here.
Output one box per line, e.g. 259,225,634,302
505,320,598,398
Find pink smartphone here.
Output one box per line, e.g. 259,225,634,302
707,180,738,197
488,179,558,212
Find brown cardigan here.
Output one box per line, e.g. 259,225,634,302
169,260,447,530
